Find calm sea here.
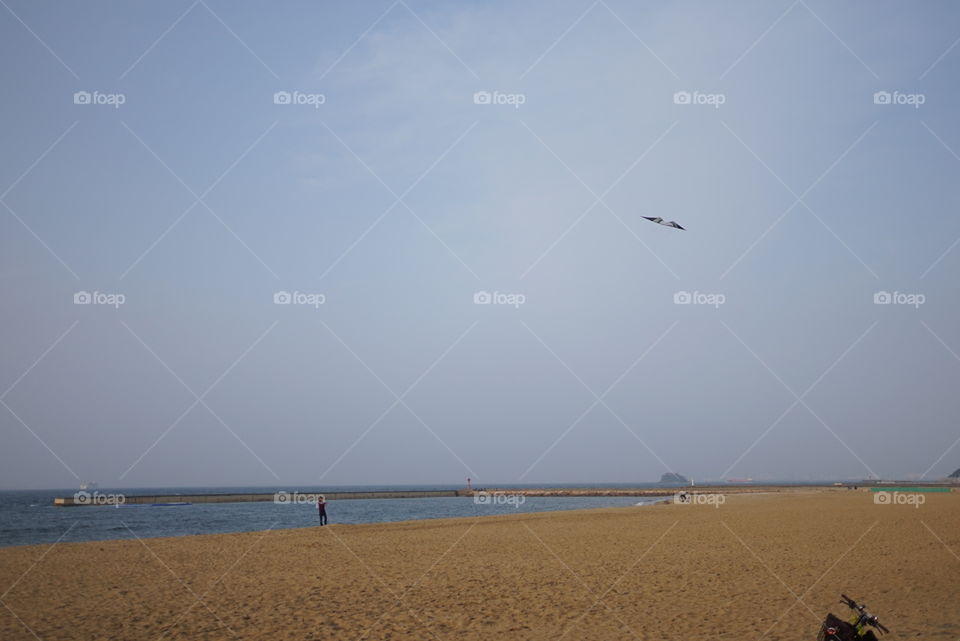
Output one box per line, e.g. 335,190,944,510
0,484,670,548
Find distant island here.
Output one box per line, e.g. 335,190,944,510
659,472,690,485
950,468,959,478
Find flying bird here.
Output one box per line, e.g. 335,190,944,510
641,216,685,230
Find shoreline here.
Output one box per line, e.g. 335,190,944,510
0,484,950,551
6,496,667,551
8,484,952,550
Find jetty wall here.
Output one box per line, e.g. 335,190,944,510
54,489,462,506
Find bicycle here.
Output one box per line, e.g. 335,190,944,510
817,594,890,641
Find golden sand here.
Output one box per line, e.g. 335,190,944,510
1,489,957,640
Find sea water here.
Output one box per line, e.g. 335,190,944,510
0,485,665,548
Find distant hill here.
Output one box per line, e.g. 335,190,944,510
659,472,689,485
950,468,960,478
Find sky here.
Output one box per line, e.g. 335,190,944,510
1,0,959,489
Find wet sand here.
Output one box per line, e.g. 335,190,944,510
1,489,957,640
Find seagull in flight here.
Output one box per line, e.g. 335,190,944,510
642,216,685,230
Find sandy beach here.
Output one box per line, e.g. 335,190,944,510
1,489,957,640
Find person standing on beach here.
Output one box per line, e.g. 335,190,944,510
317,495,327,525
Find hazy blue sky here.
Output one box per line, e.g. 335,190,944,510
2,1,959,489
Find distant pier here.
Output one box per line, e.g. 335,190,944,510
54,489,463,506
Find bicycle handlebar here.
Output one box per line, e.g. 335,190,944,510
839,594,889,634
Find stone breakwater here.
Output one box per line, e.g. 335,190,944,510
468,485,826,498
467,483,957,498
54,489,462,506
